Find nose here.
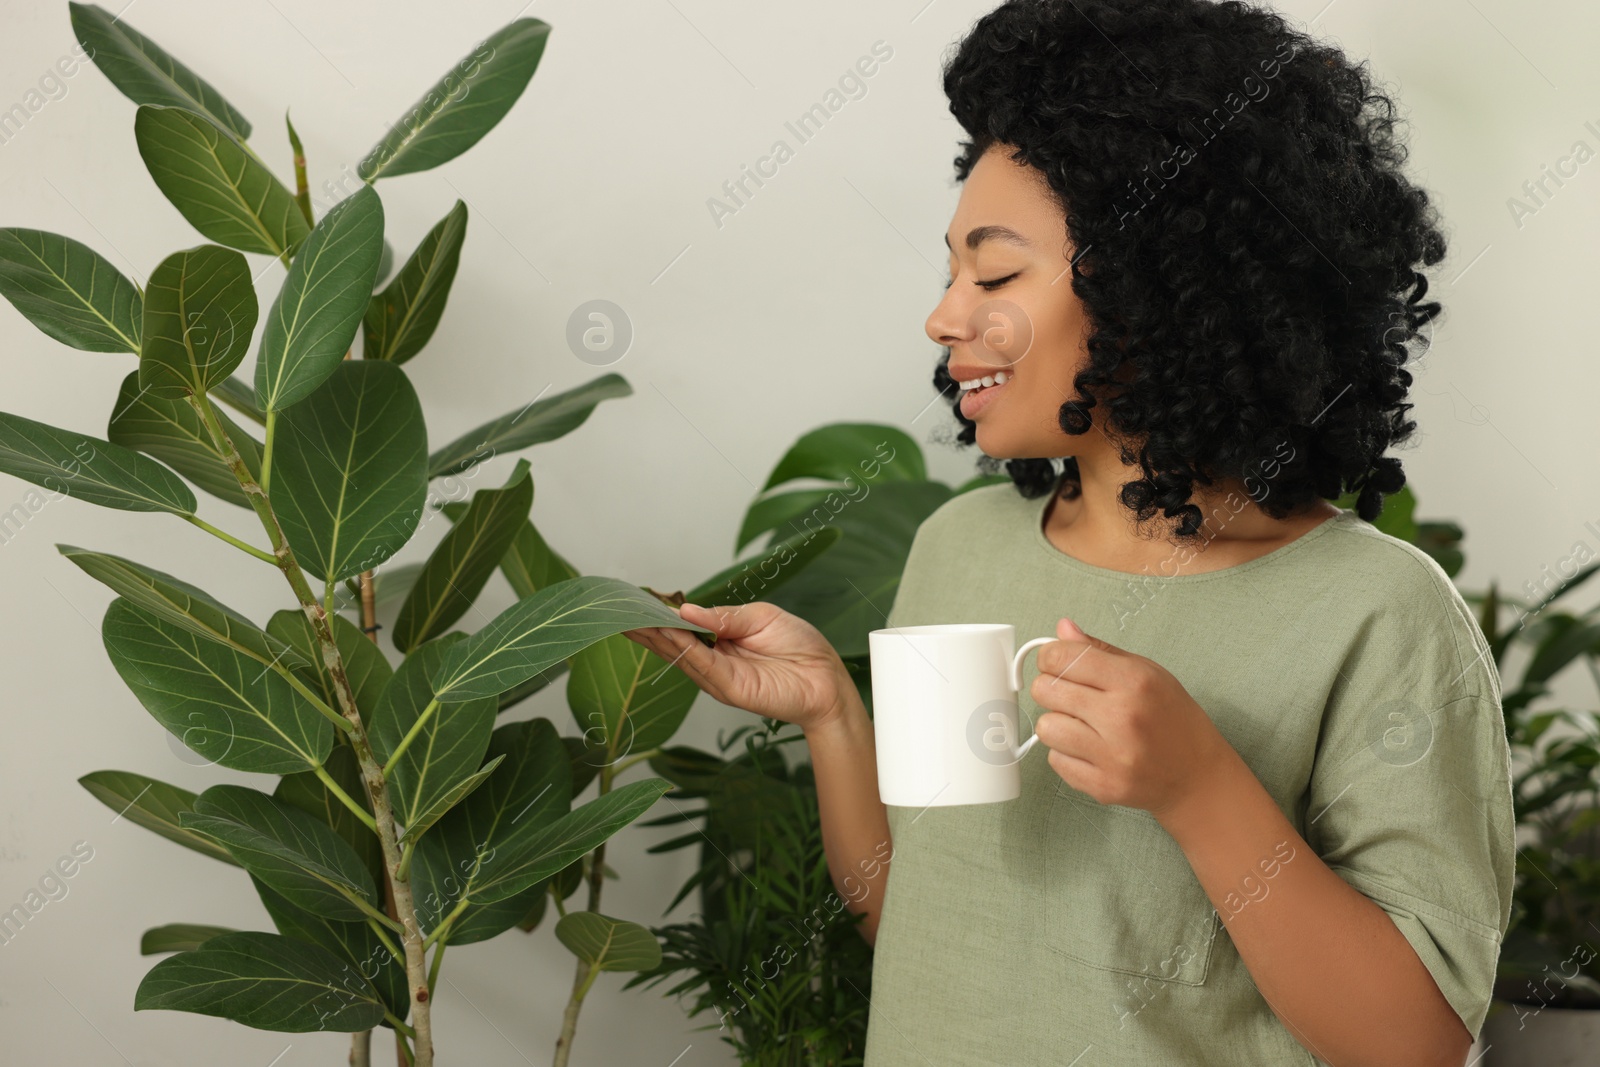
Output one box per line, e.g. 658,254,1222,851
926,283,975,349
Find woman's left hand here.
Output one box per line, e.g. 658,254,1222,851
1031,616,1236,820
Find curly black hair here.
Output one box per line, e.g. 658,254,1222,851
933,0,1446,538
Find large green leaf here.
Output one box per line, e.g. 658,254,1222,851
736,488,830,555
0,411,195,514
78,770,238,866
469,776,672,903
759,422,925,493
767,480,953,659
358,19,550,182
363,199,467,364
688,524,842,605
371,634,498,844
250,877,407,1022
568,632,698,760
272,360,428,583
266,610,393,726
495,662,569,714
555,911,662,972
101,598,332,774
140,923,237,954
180,784,378,922
134,105,309,257
108,373,262,508
274,744,384,890
61,545,307,673
393,460,532,652
0,228,141,352
140,244,257,399
501,514,580,598
427,373,632,479
429,576,714,703
255,184,386,412
134,930,387,1032
410,717,571,945
69,2,252,141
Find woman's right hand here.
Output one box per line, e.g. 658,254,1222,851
622,601,856,733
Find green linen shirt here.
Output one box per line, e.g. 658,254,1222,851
862,482,1514,1067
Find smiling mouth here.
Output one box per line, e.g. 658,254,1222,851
957,370,1010,396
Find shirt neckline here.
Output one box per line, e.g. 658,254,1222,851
1030,485,1351,584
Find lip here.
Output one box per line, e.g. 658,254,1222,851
958,375,1008,419
948,362,1012,385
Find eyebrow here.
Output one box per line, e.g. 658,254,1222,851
944,225,1032,251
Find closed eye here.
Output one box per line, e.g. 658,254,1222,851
943,271,1020,292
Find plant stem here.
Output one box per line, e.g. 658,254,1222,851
187,393,436,1066
552,961,601,1067
364,914,404,964
552,762,614,1067
384,698,441,776
610,747,660,775
349,1030,370,1067
259,408,277,497
391,1025,415,1067
385,1014,417,1040
427,940,446,995
423,896,471,951
182,514,277,563
347,890,406,934
314,763,379,833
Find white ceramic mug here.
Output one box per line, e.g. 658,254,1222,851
868,623,1054,807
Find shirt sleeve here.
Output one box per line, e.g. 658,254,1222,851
1302,559,1516,1041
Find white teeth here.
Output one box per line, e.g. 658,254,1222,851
959,371,1010,391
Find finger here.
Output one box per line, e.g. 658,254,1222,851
679,600,780,640
1058,616,1125,656
1034,641,1110,691
1034,706,1106,757
647,618,739,702
1046,745,1100,798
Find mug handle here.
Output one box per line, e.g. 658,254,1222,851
1008,637,1055,759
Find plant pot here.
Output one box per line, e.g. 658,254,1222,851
1480,999,1600,1065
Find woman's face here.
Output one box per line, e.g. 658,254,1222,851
926,143,1093,459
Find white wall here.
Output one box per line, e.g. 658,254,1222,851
0,0,1594,1063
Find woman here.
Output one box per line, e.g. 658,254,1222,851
626,1,1513,1063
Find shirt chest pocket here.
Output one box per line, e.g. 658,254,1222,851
1044,788,1222,986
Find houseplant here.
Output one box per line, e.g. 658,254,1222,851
624,422,1002,1064
0,6,851,1065
1474,557,1600,1061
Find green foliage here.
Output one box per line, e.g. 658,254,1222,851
134,104,309,257
393,460,532,652
0,227,142,352
358,19,550,182
140,244,257,399
271,360,428,583
631,729,874,1067
68,1,253,139
135,930,389,1032
10,8,852,1061
0,410,196,514
364,200,469,365
107,370,263,508
370,634,498,846
426,373,633,479
101,597,334,774
255,184,385,412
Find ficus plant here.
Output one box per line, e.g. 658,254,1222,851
0,6,842,1066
